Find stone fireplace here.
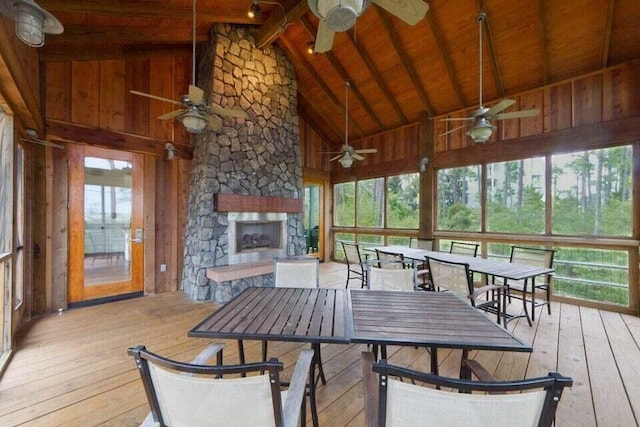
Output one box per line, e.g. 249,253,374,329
181,24,304,303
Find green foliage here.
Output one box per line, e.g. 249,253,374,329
387,174,419,228
438,203,480,231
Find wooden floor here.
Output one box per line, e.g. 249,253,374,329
1,262,639,426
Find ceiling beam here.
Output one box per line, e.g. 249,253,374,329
48,24,209,44
297,86,344,142
478,2,504,98
425,13,467,107
602,0,615,68
299,16,384,130
278,35,366,137
376,8,434,117
40,43,193,62
38,1,259,24
255,0,309,49
537,0,549,85
345,29,408,124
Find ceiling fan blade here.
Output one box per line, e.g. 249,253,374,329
372,0,429,25
158,109,186,120
130,90,183,106
314,21,336,53
329,154,343,162
495,109,541,120
485,99,516,116
189,85,204,104
440,117,472,121
208,104,248,118
352,153,365,161
22,137,64,149
439,124,467,137
208,114,223,130
353,148,377,154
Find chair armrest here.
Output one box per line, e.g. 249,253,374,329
189,343,225,365
361,351,379,427
461,359,496,382
471,284,505,300
283,348,314,427
416,268,430,277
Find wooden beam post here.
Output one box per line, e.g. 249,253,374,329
419,112,434,239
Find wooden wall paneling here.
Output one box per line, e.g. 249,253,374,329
544,82,573,132
447,111,466,151
154,158,179,293
44,62,71,122
143,154,156,294
70,61,100,127
99,60,126,131
501,98,521,140
148,57,175,141
125,58,151,137
44,146,54,313
434,117,448,153
66,145,85,303
176,158,192,289
173,55,192,145
573,73,603,127
51,145,69,310
519,90,544,137
602,62,640,121
31,145,47,314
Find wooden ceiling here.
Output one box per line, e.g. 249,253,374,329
38,0,640,148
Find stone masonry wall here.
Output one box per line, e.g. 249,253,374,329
181,24,304,303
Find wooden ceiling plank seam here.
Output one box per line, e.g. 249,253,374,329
298,16,384,130
537,0,549,85
345,29,408,124
477,0,505,98
278,34,366,137
376,8,434,117
425,12,467,108
255,0,309,49
602,0,615,68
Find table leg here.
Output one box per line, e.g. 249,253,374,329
313,342,327,385
309,348,319,427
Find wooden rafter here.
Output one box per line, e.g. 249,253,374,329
255,0,309,48
49,25,209,44
299,16,384,130
278,35,365,137
297,86,343,141
537,0,549,85
376,8,434,117
602,0,616,68
425,12,467,107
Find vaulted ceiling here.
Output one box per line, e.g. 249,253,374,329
38,0,640,149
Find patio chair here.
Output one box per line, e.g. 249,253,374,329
128,344,314,427
366,259,417,291
506,246,556,325
450,241,479,257
361,351,573,427
342,241,367,288
374,249,407,269
409,237,435,251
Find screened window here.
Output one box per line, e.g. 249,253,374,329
387,173,419,229
552,146,632,236
437,165,481,231
486,157,545,233
333,182,355,227
357,178,384,228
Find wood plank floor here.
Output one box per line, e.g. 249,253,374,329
1,262,639,426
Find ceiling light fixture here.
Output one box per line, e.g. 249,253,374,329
306,41,315,55
0,0,63,47
178,107,207,134
338,154,354,168
247,0,261,18
466,117,496,143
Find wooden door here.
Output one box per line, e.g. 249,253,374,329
68,145,144,304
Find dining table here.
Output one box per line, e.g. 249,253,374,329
371,245,555,325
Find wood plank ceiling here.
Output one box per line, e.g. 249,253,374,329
37,0,640,150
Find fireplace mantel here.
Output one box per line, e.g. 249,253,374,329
214,194,302,213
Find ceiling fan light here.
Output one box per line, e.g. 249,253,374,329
338,155,354,168
179,108,208,134
466,118,496,143
311,0,367,31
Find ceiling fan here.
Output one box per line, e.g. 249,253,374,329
326,81,377,168
440,12,540,143
309,0,429,53
130,0,247,134
22,129,64,149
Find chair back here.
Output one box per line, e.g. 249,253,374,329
128,345,284,427
366,259,417,291
375,249,405,269
273,256,319,288
410,238,435,251
370,358,573,427
510,246,555,269
342,242,363,266
427,257,473,298
450,241,479,257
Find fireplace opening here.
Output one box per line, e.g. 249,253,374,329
237,221,282,252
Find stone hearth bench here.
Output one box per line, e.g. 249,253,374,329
206,260,273,283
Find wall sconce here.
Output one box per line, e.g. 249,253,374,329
247,0,261,18
306,41,315,55
419,156,429,172
165,143,177,160
0,0,64,47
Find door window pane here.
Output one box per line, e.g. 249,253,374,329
357,178,384,228
334,182,355,227
486,157,545,233
552,146,632,236
387,173,419,229
303,184,321,254
437,166,481,231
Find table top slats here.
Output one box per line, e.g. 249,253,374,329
257,288,305,335
319,289,336,339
